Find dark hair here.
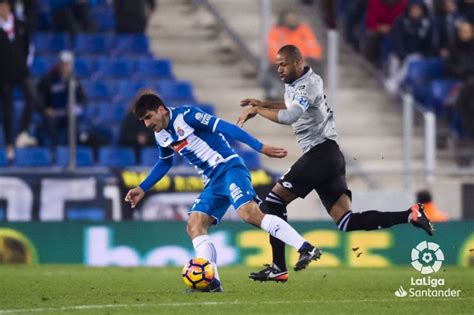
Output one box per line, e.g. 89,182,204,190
416,190,432,203
132,93,166,119
277,45,303,62
0,0,10,5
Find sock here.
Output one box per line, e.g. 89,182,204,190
260,214,306,251
192,235,220,281
338,210,411,232
265,192,288,271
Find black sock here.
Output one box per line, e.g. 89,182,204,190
265,191,288,271
338,210,411,232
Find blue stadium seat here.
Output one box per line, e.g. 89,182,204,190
136,59,173,79
34,33,70,54
0,148,7,166
404,58,445,104
74,34,114,55
115,34,150,56
115,79,151,103
427,80,461,115
31,56,56,77
98,146,136,167
140,147,159,166
96,58,136,78
14,147,52,167
157,80,194,103
92,10,116,32
83,81,116,101
74,57,97,78
56,146,94,167
92,103,128,125
67,208,105,221
235,148,261,170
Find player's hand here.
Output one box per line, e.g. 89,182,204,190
237,107,257,127
260,144,287,159
124,187,145,209
240,98,262,107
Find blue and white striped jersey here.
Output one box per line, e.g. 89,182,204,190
154,106,240,183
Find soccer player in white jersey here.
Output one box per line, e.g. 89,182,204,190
124,92,322,292
238,45,434,283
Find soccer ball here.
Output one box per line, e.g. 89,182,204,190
182,257,215,290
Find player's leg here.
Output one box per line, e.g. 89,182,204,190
328,193,433,235
187,194,229,292
253,183,297,280
323,147,433,235
238,200,321,271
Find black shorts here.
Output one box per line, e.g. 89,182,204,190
277,139,352,212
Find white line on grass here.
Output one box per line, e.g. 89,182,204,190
0,297,472,314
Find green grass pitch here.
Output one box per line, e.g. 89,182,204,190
0,265,472,314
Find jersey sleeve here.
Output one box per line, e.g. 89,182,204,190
159,145,174,160
183,107,220,132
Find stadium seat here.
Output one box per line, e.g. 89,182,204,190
115,34,150,56
140,147,159,166
98,146,136,167
82,81,116,101
96,58,136,78
136,59,173,79
92,103,128,125
427,80,461,115
74,34,114,55
0,148,7,166
156,80,194,103
14,147,52,167
403,58,445,104
92,10,116,32
33,33,70,54
56,146,94,167
115,79,151,103
74,57,97,78
31,55,56,77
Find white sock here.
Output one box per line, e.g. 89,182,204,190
192,235,220,281
260,214,306,250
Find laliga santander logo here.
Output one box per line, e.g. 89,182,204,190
411,241,445,274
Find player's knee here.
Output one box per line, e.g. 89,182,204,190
186,222,204,239
238,203,263,227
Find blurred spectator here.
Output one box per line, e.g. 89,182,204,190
0,0,37,160
385,0,435,94
434,0,464,57
9,0,37,33
321,0,337,29
119,108,155,159
113,0,155,33
446,21,474,137
267,9,323,74
363,0,407,64
416,190,448,221
50,0,95,36
37,50,87,146
458,0,474,23
343,0,368,50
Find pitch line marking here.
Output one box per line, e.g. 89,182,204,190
0,297,473,314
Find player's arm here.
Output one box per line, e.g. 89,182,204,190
124,147,173,208
214,120,287,158
240,98,286,110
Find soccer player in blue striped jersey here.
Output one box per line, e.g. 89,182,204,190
124,93,321,292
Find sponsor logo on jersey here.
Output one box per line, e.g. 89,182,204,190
195,112,212,126
171,139,189,152
229,183,243,203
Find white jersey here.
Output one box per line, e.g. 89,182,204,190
284,67,337,153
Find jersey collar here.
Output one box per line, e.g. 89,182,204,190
288,66,312,87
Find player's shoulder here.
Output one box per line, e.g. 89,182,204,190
295,70,323,94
